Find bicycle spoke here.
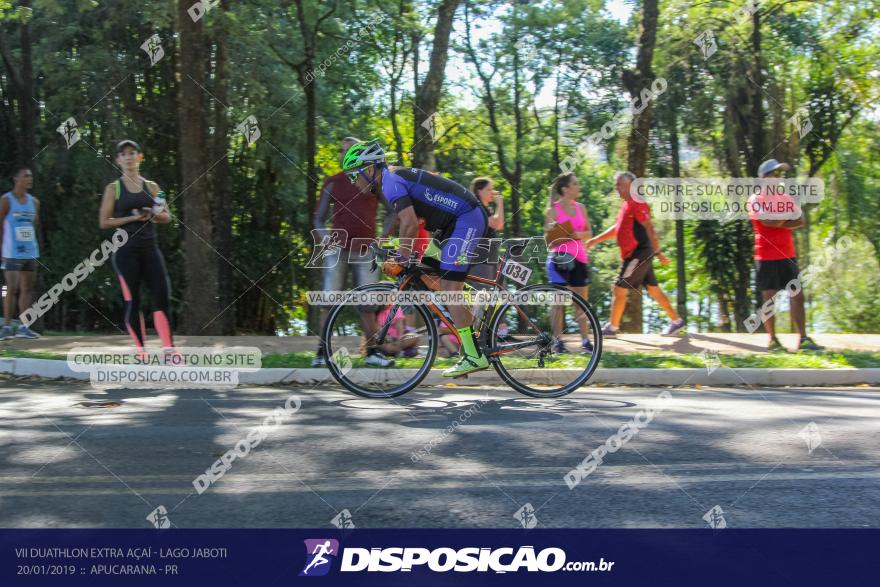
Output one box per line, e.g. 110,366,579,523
323,284,437,398
489,285,601,397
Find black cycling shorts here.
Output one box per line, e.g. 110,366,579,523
756,257,800,292
2,258,37,272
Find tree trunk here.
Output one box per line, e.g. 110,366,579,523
730,9,767,331
718,293,731,332
461,0,521,234
292,0,319,225
620,0,659,333
211,0,235,334
551,50,563,174
510,27,523,237
747,10,765,176
388,0,409,166
177,0,222,334
288,0,335,335
0,0,37,165
411,0,460,170
732,220,752,330
17,1,35,165
670,114,687,322
390,80,404,165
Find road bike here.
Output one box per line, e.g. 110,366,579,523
321,240,602,398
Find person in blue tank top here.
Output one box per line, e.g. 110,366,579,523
0,167,41,339
342,139,490,377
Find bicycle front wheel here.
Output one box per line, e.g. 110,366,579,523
487,284,602,397
323,283,438,398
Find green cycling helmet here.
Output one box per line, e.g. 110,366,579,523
342,139,386,171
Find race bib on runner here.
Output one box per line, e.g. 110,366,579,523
15,226,34,242
501,259,532,285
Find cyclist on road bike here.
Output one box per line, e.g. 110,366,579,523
342,139,489,377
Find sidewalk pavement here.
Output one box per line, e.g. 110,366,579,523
2,333,878,387
3,333,879,356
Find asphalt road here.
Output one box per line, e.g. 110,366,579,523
1,377,877,529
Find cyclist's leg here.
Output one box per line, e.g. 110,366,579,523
437,206,487,326
438,207,488,375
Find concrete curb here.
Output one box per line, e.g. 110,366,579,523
1,357,879,386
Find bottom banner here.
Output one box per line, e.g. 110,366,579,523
2,529,875,585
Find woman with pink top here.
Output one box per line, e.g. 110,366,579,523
543,172,593,353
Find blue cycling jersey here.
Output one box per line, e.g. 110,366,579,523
382,167,481,232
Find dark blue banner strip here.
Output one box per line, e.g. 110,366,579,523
2,529,876,586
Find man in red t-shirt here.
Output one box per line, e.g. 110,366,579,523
748,159,821,351
312,136,395,367
587,171,684,336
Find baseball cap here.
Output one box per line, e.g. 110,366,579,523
757,159,789,177
115,139,141,155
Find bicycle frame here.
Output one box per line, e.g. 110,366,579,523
377,247,551,359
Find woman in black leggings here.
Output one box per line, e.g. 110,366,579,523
98,140,175,353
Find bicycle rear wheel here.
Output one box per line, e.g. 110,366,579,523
323,283,438,398
487,284,602,397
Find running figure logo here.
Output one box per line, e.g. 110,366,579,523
693,30,717,59
306,229,347,269
513,503,538,529
703,505,727,529
790,107,813,139
140,34,165,66
299,539,339,577
146,505,171,529
56,117,80,149
236,115,261,146
420,112,444,143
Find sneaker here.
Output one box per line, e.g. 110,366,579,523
0,325,12,341
601,323,618,338
581,339,594,353
552,339,569,354
311,345,327,367
662,318,686,336
441,353,489,377
767,337,785,353
365,349,394,368
14,325,40,339
162,347,186,365
798,336,823,351
402,347,419,358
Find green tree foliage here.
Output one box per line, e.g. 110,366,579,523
0,0,877,335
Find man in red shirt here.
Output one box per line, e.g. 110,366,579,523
748,159,821,351
587,172,684,336
311,136,395,367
